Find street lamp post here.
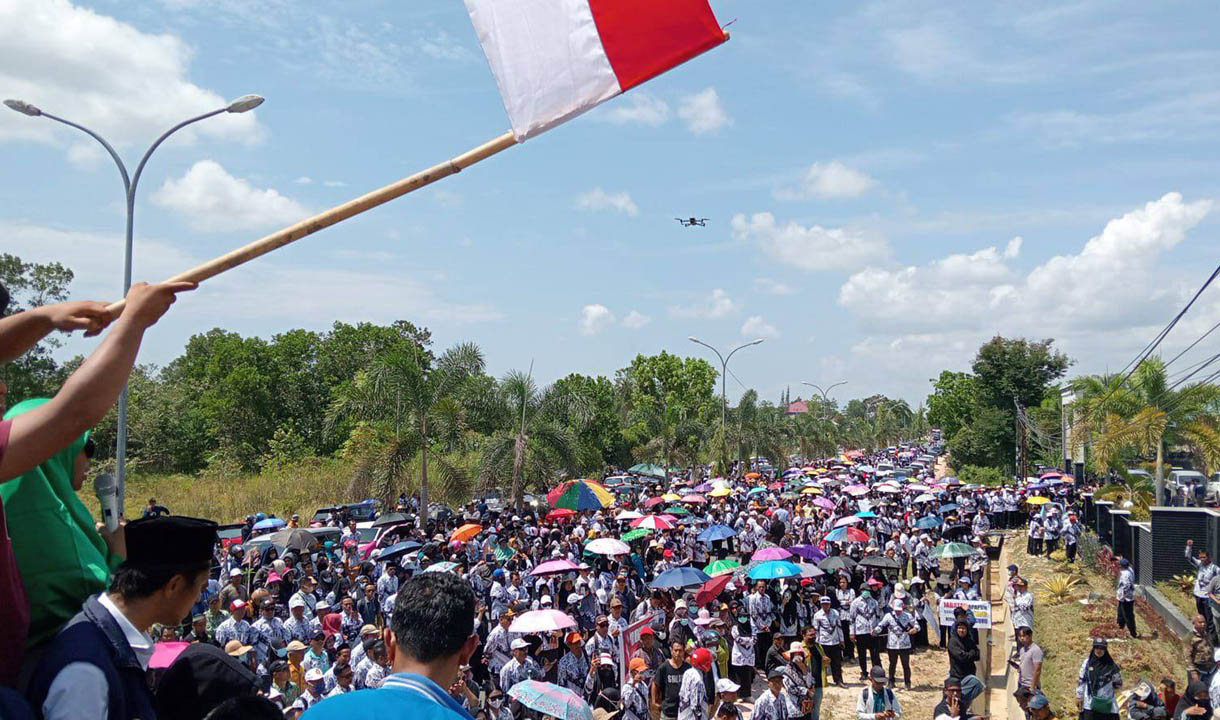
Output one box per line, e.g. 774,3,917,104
688,336,764,428
4,94,264,513
801,380,848,405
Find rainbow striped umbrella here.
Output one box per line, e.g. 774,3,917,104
547,479,615,511
824,526,869,543
508,680,593,720
631,515,675,530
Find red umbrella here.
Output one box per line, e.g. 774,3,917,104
630,515,675,530
695,574,733,607
546,508,577,521
767,482,784,490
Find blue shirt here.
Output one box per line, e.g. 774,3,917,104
302,672,476,720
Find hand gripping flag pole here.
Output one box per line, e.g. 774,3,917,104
104,0,728,316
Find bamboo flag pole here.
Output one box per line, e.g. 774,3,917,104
104,130,519,315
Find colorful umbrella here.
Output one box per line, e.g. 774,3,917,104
811,497,836,511
585,538,630,556
751,546,793,562
695,574,733,606
651,566,711,589
450,524,483,543
697,525,736,542
694,482,714,492
530,559,580,577
510,610,578,633
844,485,870,496
494,546,516,562
621,528,653,542
643,497,667,508
703,558,742,576
680,494,708,504
548,480,614,511
508,680,593,720
787,544,826,562
800,487,822,495
933,542,978,559
747,560,802,580
662,493,682,501
824,526,869,543
767,482,784,490
709,487,732,498
631,515,675,530
423,561,459,573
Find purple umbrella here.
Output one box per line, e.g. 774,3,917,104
694,482,714,492
530,559,580,577
788,544,826,562
751,546,793,561
811,497,836,511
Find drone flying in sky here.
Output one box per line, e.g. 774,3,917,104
675,217,709,227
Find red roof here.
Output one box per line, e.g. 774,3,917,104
787,400,808,415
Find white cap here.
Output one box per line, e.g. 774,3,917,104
289,596,305,610
305,668,324,683
716,678,740,693
511,638,530,650
540,595,553,606
229,568,243,577
567,593,582,605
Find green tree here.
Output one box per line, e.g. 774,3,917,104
926,371,977,440
0,254,74,403
551,373,629,472
479,369,585,511
329,342,484,521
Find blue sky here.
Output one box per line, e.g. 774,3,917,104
3,0,1219,406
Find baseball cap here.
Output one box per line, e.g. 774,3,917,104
639,626,655,637
767,668,786,681
289,596,306,610
511,639,530,650
674,599,688,610
230,599,246,612
305,668,325,683
566,631,584,645
716,678,740,693
225,639,253,657
870,666,888,681
1028,694,1049,710
229,568,243,578
629,657,649,672
286,640,308,652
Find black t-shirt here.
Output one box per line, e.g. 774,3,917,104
654,661,690,718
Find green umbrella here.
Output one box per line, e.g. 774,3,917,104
664,505,691,516
621,528,653,542
494,546,516,561
629,463,667,479
933,542,977,559
703,559,741,576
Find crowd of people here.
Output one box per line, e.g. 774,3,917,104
0,281,1209,720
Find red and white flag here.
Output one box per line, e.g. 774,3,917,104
464,0,727,141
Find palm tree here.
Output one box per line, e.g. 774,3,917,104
329,342,484,522
792,411,839,460
479,369,586,512
1073,357,1220,501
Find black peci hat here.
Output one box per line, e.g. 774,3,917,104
124,516,217,568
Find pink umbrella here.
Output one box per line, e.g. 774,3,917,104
833,515,863,527
751,546,793,561
844,485,870,496
150,641,190,670
509,609,578,633
680,494,708,504
659,514,678,523
811,497,836,511
530,559,580,576
631,515,675,530
643,497,667,508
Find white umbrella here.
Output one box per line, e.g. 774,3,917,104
615,510,643,521
509,609,578,633
585,538,630,556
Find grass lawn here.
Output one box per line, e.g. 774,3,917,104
1155,580,1198,621
1010,537,1188,716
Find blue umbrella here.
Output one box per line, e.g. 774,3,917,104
747,560,802,581
938,504,959,514
378,540,423,562
698,524,737,542
915,516,941,530
650,566,711,589
747,487,768,496
854,510,878,519
507,680,593,720
252,518,285,531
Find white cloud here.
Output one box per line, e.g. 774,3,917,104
622,310,651,329
433,189,463,208
731,212,890,271
777,161,878,200
152,160,311,232
742,315,780,339
0,220,503,335
597,92,670,126
577,188,639,216
323,180,347,188
0,0,265,156
669,289,739,319
294,176,313,185
754,278,797,296
678,88,732,134
838,192,1214,337
579,304,616,336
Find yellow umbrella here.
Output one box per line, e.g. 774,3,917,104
709,488,732,498
1026,496,1051,505
801,487,822,495
662,493,682,502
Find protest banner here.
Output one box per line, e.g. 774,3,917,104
939,598,993,628
620,613,655,687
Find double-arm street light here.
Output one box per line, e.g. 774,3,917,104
4,94,264,511
689,336,765,428
801,380,848,404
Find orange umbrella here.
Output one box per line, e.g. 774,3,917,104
451,523,483,543
745,472,762,479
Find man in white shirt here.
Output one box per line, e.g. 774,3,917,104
27,516,218,720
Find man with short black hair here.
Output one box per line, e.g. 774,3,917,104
303,571,479,719
27,516,217,720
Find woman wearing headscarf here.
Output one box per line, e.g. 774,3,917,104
1173,680,1211,720
1126,679,1168,720
947,619,979,680
729,611,755,700
1076,638,1122,720
0,398,123,648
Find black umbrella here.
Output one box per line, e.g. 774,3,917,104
858,555,900,570
379,540,423,563
267,528,317,552
372,512,410,527
818,556,857,572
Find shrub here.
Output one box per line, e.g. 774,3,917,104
1041,574,1083,603
956,464,1009,487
